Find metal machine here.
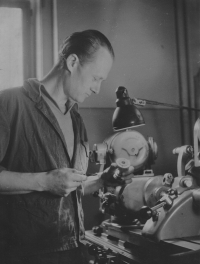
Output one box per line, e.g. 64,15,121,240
85,114,200,263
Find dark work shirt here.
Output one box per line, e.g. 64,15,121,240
0,79,89,259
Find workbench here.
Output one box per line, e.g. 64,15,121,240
85,229,200,264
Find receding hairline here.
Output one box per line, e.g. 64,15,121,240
58,29,115,68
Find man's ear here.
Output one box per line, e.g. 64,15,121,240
65,54,79,72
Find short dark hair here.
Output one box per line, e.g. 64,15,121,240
58,29,115,69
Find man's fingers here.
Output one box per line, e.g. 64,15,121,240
122,166,134,177
108,163,118,173
72,174,87,182
110,164,134,176
67,181,82,188
61,168,87,181
64,187,77,197
71,168,88,175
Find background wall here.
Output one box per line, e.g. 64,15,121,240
57,0,179,108
36,0,200,230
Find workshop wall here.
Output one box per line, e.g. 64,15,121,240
57,0,179,107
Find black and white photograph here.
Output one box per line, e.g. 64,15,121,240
0,0,200,263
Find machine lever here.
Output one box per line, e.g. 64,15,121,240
140,190,177,222
140,205,162,222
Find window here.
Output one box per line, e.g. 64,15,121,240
0,7,23,90
0,0,33,90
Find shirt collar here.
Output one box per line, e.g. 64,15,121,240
23,78,79,113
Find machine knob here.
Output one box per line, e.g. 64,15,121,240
88,244,99,256
110,258,118,264
93,191,99,197
139,205,162,222
163,173,174,187
182,179,192,188
139,206,153,221
92,225,103,236
98,251,107,260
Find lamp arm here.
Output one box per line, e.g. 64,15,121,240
132,98,200,112
132,98,146,106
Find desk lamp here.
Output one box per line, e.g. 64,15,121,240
112,86,145,131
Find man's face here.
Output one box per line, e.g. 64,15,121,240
64,47,113,103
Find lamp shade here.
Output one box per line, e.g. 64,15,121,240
112,86,145,131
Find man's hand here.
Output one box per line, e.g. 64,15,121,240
40,168,87,197
100,163,134,186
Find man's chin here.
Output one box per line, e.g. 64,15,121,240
78,96,88,103
74,98,85,104
69,96,83,104
72,94,89,104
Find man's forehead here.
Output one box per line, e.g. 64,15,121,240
95,46,112,59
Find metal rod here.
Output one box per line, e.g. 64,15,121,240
183,0,193,144
173,0,185,146
133,98,200,112
151,202,166,211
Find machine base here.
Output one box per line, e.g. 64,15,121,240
84,226,200,264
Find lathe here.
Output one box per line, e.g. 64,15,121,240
84,87,200,264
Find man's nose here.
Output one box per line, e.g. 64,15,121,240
91,83,101,94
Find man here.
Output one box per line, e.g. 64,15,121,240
0,30,134,264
